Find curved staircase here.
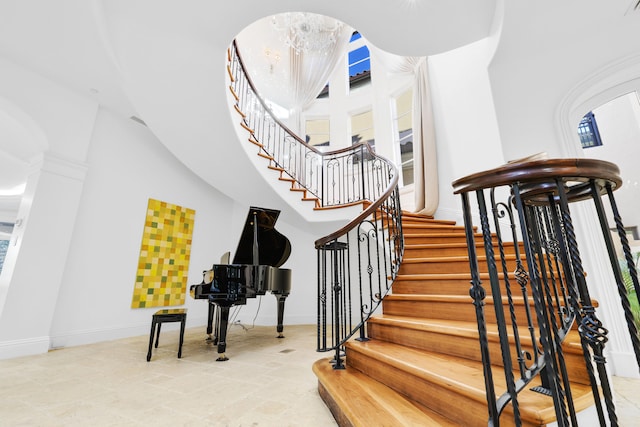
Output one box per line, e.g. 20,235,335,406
313,211,594,427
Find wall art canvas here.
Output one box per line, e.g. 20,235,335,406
131,198,195,308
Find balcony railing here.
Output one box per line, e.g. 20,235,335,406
227,41,404,368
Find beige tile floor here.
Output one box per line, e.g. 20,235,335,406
0,323,639,426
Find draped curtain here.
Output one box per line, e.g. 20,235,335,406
370,47,439,216
286,24,352,134
235,14,352,134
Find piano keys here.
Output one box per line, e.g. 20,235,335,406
190,207,292,361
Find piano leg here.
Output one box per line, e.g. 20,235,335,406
274,293,288,339
206,301,219,344
215,304,231,361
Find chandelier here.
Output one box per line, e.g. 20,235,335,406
272,12,343,55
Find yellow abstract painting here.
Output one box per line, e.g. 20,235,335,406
131,198,195,308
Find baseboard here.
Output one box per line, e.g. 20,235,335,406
609,350,640,378
0,335,50,360
49,322,152,350
47,314,316,351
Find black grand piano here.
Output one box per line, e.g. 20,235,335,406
190,206,292,361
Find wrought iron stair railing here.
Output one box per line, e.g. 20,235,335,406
453,158,640,426
227,40,404,368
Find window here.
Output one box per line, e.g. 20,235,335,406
0,221,12,274
395,89,414,186
578,111,603,148
348,32,371,89
351,110,375,149
305,119,330,147
0,240,9,275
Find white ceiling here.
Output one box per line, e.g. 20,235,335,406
0,0,499,222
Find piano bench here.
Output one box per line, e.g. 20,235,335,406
146,308,188,362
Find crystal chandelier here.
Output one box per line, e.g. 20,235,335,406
272,12,343,55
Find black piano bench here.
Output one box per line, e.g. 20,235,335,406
146,308,188,362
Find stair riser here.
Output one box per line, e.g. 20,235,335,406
402,225,466,234
392,279,472,295
382,299,533,325
402,219,456,226
316,382,355,427
366,322,590,385
404,245,519,258
398,258,519,275
393,279,529,297
392,278,526,297
404,234,476,245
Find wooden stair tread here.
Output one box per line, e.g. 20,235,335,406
346,339,594,425
400,254,518,263
313,358,459,427
385,293,526,304
395,272,479,280
405,241,520,249
368,314,585,355
404,231,481,238
403,223,466,231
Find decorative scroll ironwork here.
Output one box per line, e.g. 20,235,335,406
316,184,403,368
227,40,404,370
452,158,640,426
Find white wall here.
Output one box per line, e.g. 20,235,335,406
48,107,328,350
47,108,230,348
429,38,504,225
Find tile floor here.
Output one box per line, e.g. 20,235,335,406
0,323,638,426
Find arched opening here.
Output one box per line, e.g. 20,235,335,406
577,91,640,335
0,100,47,275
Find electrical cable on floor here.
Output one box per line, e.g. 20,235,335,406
226,295,263,332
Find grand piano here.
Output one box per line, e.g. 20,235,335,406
190,206,292,361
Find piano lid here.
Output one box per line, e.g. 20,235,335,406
231,206,291,268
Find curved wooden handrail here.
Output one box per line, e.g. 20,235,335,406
452,158,622,195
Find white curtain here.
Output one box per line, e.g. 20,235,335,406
286,23,352,134
370,47,439,216
235,14,352,134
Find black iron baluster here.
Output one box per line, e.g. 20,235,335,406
460,191,500,425
556,179,616,427
604,183,640,371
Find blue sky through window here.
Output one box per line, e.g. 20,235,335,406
348,32,370,78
